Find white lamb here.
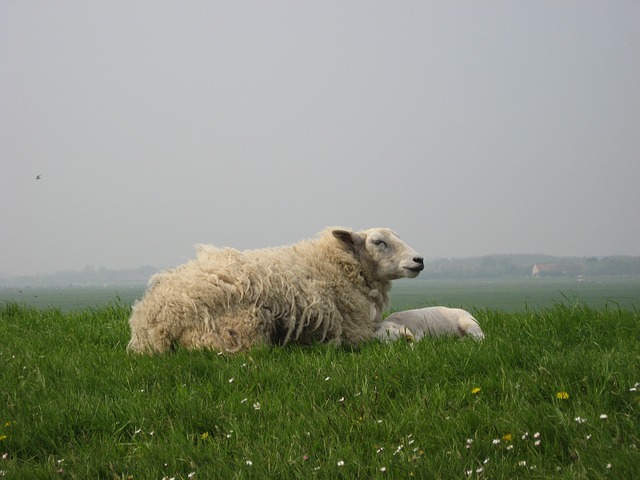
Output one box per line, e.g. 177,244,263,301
127,227,424,354
376,307,485,342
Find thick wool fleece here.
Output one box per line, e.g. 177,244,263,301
128,228,410,354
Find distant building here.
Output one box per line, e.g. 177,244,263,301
532,263,559,277
532,263,583,277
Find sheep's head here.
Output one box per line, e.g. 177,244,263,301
375,321,416,343
332,227,424,281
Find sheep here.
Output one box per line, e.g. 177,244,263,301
127,227,424,354
375,307,485,342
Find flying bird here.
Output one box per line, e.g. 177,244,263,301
36,174,42,180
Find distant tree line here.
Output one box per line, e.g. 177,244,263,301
583,256,640,276
2,255,640,287
0,265,158,287
424,255,640,279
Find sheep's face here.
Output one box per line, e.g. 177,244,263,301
375,321,416,342
333,228,424,281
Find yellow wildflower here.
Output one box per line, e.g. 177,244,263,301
503,433,512,442
200,432,209,440
471,387,481,395
556,391,570,400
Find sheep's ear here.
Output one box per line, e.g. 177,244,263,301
332,229,364,252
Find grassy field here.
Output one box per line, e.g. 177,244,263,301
0,285,145,313
1,297,639,478
390,277,640,312
1,276,639,313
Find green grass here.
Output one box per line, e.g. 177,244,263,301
1,301,639,479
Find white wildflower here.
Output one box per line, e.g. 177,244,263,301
337,460,345,467
253,402,261,410
246,460,252,466
599,414,608,420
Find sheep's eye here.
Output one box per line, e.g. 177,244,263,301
371,238,387,247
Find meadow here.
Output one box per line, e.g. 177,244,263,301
1,279,639,478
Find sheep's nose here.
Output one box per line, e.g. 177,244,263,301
414,256,424,269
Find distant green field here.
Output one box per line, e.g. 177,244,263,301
390,277,640,312
1,277,638,313
0,285,145,312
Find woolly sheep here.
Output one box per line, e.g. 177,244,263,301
127,227,424,354
375,307,485,341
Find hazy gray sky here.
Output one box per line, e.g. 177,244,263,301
2,1,639,276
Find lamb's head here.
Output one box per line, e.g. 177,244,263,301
332,227,424,281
